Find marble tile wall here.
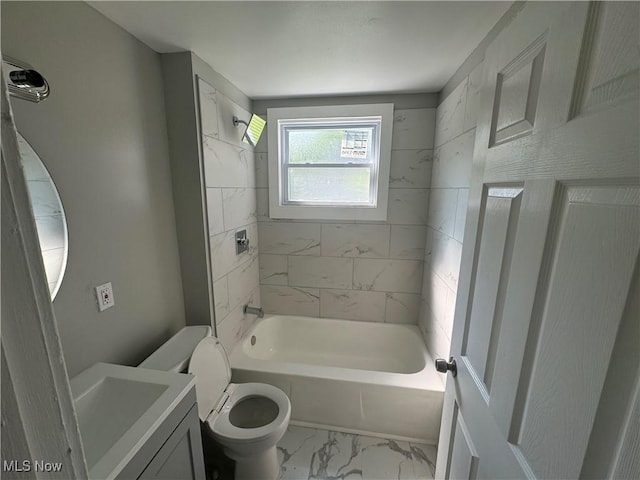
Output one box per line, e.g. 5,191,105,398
199,78,261,353
254,105,435,324
418,63,483,360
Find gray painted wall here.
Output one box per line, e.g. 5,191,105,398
161,52,214,328
192,53,252,113
438,1,524,104
2,1,185,377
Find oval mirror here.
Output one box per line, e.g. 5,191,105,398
17,133,69,299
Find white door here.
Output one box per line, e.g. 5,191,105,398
435,2,639,479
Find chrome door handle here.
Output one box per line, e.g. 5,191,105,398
435,357,457,377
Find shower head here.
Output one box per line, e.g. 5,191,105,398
233,114,266,147
2,56,50,103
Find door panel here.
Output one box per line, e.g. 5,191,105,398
609,381,640,479
581,259,639,478
464,187,523,395
436,2,640,478
572,2,640,116
139,406,206,480
490,37,545,146
487,180,557,437
448,411,479,480
514,185,639,479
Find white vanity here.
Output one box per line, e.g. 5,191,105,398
71,363,205,480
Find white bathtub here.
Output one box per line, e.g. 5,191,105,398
229,315,444,443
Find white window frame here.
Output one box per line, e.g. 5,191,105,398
267,103,394,221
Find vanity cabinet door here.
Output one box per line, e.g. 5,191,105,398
138,405,206,480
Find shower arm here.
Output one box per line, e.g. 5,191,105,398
232,116,249,127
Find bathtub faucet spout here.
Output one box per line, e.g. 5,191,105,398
243,304,264,318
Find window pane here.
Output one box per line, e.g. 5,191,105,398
287,167,371,203
287,127,374,165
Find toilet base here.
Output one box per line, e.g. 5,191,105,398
227,446,279,480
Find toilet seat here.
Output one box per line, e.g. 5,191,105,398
188,337,291,446
207,382,290,443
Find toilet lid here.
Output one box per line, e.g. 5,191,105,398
188,336,231,421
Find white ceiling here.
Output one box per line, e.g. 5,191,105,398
89,1,512,99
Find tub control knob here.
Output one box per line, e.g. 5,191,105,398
435,357,457,377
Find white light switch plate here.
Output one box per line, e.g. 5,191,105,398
96,282,115,312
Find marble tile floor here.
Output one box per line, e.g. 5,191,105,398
277,426,437,480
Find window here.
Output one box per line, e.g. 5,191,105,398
267,104,394,220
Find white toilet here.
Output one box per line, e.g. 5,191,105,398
139,327,290,480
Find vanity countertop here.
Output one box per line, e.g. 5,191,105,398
70,362,195,480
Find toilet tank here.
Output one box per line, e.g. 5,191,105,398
139,326,212,373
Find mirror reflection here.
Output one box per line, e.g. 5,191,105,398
18,133,69,299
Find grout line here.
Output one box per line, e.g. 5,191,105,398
351,255,357,290
285,255,291,286
259,280,423,297
270,254,424,261
461,76,470,134
390,147,435,152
